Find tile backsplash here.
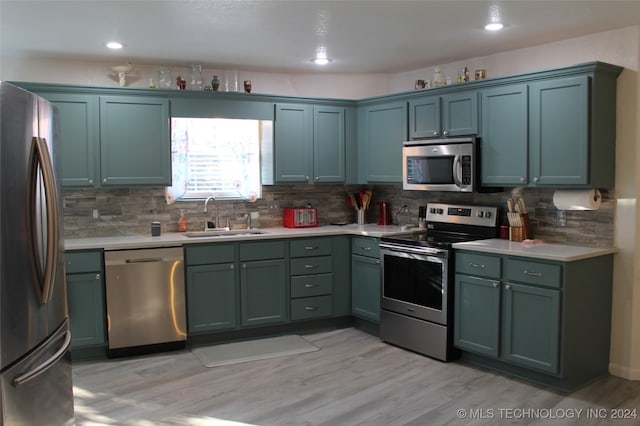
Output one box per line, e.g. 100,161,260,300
62,185,614,248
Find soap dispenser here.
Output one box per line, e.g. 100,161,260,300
178,209,188,232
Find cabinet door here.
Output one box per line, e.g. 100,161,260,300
274,103,313,183
40,93,98,187
453,274,500,357
351,254,381,323
529,76,589,185
240,259,287,326
442,91,478,136
480,85,529,185
99,96,170,186
408,96,440,139
66,272,105,348
186,263,237,333
361,101,407,182
314,106,345,183
501,283,560,374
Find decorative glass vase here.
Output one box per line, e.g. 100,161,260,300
189,63,203,90
211,75,220,92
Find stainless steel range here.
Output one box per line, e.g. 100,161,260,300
379,203,498,361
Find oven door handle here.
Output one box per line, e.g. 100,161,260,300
380,243,449,257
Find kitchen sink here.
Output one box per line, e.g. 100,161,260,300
183,230,266,238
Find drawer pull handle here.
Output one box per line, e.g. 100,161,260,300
361,247,372,251
305,306,319,311
304,246,319,251
470,263,486,269
304,264,318,269
304,283,318,288
524,270,542,277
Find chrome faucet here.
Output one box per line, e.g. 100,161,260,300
203,196,219,230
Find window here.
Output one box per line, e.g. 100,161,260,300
166,117,272,202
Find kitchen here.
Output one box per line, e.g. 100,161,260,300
1,1,640,425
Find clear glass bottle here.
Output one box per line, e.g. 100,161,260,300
158,67,172,89
189,63,203,90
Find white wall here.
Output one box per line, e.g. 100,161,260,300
2,25,639,379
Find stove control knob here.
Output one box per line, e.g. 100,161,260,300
477,211,484,218
485,211,492,218
430,208,436,214
437,208,444,214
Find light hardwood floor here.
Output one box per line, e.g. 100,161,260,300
72,327,640,426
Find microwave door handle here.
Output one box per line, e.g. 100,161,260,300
452,155,462,188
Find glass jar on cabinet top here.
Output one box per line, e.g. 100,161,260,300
158,67,172,88
189,63,203,90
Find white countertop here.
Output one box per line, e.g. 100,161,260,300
452,238,617,262
64,223,420,251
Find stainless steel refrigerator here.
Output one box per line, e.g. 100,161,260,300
0,82,74,425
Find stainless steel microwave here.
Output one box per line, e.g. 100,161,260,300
402,137,476,192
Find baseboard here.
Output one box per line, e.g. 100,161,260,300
609,362,640,380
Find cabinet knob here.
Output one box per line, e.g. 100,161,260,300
520,176,526,183
315,176,320,182
375,260,381,265
533,177,540,183
102,178,108,184
442,130,449,136
505,284,512,290
492,282,499,288
305,176,310,182
95,274,101,280
433,131,439,136
229,264,234,270
88,179,94,185
242,263,247,269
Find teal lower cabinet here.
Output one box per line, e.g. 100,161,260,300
64,250,106,350
454,250,613,391
351,236,381,323
185,244,237,333
289,237,334,321
239,241,287,327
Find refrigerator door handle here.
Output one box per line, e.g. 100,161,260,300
12,324,71,386
27,136,60,304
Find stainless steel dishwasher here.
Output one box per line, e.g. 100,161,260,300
104,247,186,351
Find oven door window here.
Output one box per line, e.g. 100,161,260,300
383,254,444,311
406,156,455,185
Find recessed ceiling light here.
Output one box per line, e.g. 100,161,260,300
312,57,332,65
106,41,125,50
485,22,504,31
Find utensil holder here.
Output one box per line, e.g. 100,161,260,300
509,226,524,242
357,210,366,225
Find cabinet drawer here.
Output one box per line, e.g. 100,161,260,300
291,273,332,298
239,240,285,261
291,295,332,320
185,243,234,266
505,258,562,288
64,250,102,274
290,256,332,276
456,252,501,279
351,237,380,258
290,238,332,257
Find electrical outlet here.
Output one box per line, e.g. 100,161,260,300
92,208,99,219
269,201,280,209
557,210,567,227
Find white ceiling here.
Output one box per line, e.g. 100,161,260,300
2,1,640,74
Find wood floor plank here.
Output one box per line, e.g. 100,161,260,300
72,328,640,426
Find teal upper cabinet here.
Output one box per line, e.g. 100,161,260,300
409,91,478,139
529,76,589,186
480,64,621,188
274,103,345,184
480,84,529,186
359,101,407,183
39,93,99,187
99,96,171,186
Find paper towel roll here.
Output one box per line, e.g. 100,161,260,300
552,189,601,210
